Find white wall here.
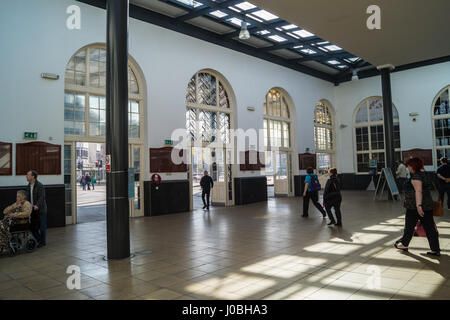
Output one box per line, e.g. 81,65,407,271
0,0,334,186
332,62,450,173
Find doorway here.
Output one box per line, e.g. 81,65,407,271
189,146,233,210
265,150,292,197
75,142,106,224
64,141,143,224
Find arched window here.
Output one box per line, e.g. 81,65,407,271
263,88,293,196
354,97,401,172
186,72,231,144
64,45,143,139
263,89,291,149
314,100,334,172
432,85,450,166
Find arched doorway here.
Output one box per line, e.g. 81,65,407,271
63,44,146,224
185,70,235,209
263,88,295,197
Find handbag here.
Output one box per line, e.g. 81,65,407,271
413,220,439,237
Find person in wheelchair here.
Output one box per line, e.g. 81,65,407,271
2,190,32,225
1,190,34,254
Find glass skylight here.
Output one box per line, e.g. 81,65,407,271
301,49,316,55
293,29,315,38
210,10,228,18
348,57,360,62
227,17,247,27
337,65,347,69
318,47,328,52
293,45,303,49
327,60,340,65
228,6,241,13
286,32,300,39
235,2,257,11
268,35,287,42
256,30,271,35
282,24,298,30
246,14,263,23
324,45,342,51
252,10,279,21
175,0,203,8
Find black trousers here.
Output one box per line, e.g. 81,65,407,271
30,209,41,242
303,191,326,216
438,183,450,209
202,190,210,208
399,209,440,252
397,178,407,194
325,199,342,224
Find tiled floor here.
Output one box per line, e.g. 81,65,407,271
1,191,449,300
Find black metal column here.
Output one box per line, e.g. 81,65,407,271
106,0,130,260
381,67,395,171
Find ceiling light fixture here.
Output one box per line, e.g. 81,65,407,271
351,69,359,81
239,21,250,40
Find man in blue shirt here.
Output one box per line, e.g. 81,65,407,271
302,167,326,218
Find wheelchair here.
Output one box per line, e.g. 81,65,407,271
0,216,38,256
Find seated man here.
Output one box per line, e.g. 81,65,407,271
2,190,32,225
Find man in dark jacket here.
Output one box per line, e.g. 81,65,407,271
26,170,48,247
323,168,342,226
436,157,450,209
200,171,214,210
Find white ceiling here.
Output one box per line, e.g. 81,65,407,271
251,0,450,67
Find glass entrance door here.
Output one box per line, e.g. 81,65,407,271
274,151,289,196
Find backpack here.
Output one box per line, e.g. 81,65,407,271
309,174,321,192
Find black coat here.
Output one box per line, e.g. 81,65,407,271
200,176,214,192
27,180,47,215
323,176,342,203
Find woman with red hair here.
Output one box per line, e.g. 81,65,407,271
394,157,440,256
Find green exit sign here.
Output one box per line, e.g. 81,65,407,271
24,132,38,140
164,140,173,146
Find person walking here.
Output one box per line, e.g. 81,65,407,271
26,170,48,247
85,174,92,191
436,157,450,209
200,171,214,210
81,175,86,191
302,167,326,218
92,176,96,190
394,157,440,256
396,160,408,194
323,168,343,226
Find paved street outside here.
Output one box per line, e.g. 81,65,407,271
77,185,106,224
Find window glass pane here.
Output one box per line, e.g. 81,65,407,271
219,113,231,144
199,110,217,142
369,98,383,121
282,97,290,118
197,73,217,106
219,82,229,108
434,89,449,116
355,104,368,123
186,109,196,141
186,76,196,103
282,122,290,148
314,102,332,125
